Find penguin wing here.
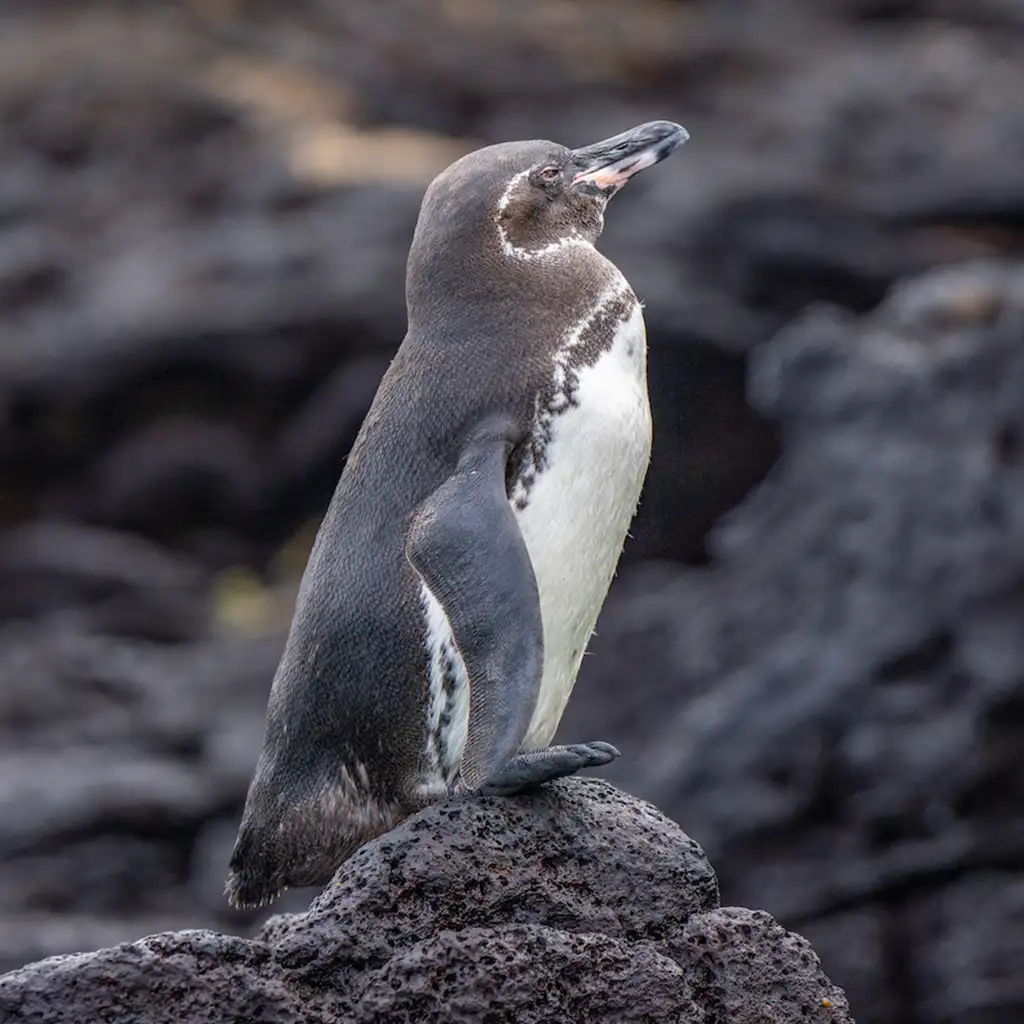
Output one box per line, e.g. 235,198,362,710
407,428,543,791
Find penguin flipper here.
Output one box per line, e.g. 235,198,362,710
407,429,543,792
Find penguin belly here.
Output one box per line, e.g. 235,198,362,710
515,295,652,749
415,290,651,792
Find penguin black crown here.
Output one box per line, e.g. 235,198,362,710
226,120,688,909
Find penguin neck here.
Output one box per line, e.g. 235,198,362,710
406,231,617,339
495,224,595,264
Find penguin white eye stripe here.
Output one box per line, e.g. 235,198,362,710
497,169,529,214
496,170,591,261
497,228,589,262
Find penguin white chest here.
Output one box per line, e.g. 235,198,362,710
512,290,652,749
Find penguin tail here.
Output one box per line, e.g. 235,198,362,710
224,760,409,910
224,845,278,911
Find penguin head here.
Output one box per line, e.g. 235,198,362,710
494,120,689,254
406,121,687,316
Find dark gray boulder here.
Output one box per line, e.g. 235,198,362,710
0,779,852,1023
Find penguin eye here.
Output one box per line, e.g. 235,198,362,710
536,166,561,183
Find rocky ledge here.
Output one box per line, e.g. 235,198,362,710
0,779,851,1023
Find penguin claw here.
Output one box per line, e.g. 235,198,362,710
572,741,620,762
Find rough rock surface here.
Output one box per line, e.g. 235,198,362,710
0,779,852,1023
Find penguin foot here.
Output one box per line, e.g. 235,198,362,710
480,741,621,797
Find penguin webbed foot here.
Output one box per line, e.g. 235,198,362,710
478,741,620,797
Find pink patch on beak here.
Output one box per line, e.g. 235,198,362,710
572,149,661,190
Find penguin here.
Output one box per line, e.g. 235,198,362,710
226,120,688,909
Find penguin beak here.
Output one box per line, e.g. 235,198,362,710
570,120,688,196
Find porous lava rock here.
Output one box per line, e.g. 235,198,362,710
0,779,852,1023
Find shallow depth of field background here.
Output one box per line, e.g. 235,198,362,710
1,2,1023,1022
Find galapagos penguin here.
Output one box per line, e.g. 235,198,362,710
227,120,688,908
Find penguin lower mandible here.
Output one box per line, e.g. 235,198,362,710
226,120,689,909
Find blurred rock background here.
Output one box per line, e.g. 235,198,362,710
0,1,1022,1022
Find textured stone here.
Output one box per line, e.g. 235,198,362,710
262,778,720,971
0,780,851,1023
